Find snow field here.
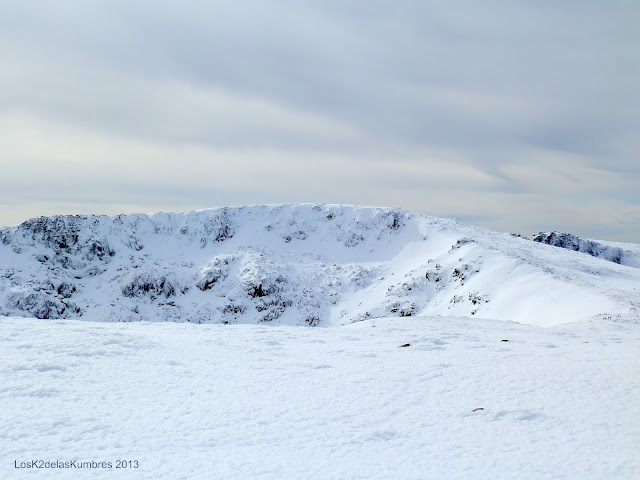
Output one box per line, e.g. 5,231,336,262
1,315,638,480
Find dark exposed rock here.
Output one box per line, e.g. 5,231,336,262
126,236,144,251
244,273,286,299
196,255,235,291
202,210,235,244
0,228,12,245
450,237,475,252
388,301,416,317
382,210,404,231
196,268,225,291
222,304,245,315
282,230,307,243
530,232,624,265
305,315,320,327
56,282,77,298
256,298,291,322
451,263,478,285
7,290,82,319
122,270,188,300
15,216,115,268
344,232,365,247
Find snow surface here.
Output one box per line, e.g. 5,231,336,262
1,205,639,479
1,315,638,480
1,204,638,326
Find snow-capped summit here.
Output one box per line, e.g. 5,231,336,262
1,204,638,326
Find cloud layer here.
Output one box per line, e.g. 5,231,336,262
1,1,638,241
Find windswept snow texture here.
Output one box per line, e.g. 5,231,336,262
530,231,640,268
0,315,638,480
1,204,639,326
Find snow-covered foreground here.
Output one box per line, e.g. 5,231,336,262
2,315,638,480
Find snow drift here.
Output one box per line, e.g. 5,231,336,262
1,204,638,326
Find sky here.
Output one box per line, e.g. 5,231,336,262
1,1,638,241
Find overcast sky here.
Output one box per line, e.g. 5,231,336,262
1,1,638,241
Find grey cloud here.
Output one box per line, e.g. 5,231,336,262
0,0,638,240
3,2,637,151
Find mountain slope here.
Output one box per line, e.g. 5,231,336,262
1,204,638,326
530,231,640,268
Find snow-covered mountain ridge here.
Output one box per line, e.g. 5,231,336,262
530,231,640,268
1,204,638,326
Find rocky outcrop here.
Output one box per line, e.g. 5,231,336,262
530,232,629,265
